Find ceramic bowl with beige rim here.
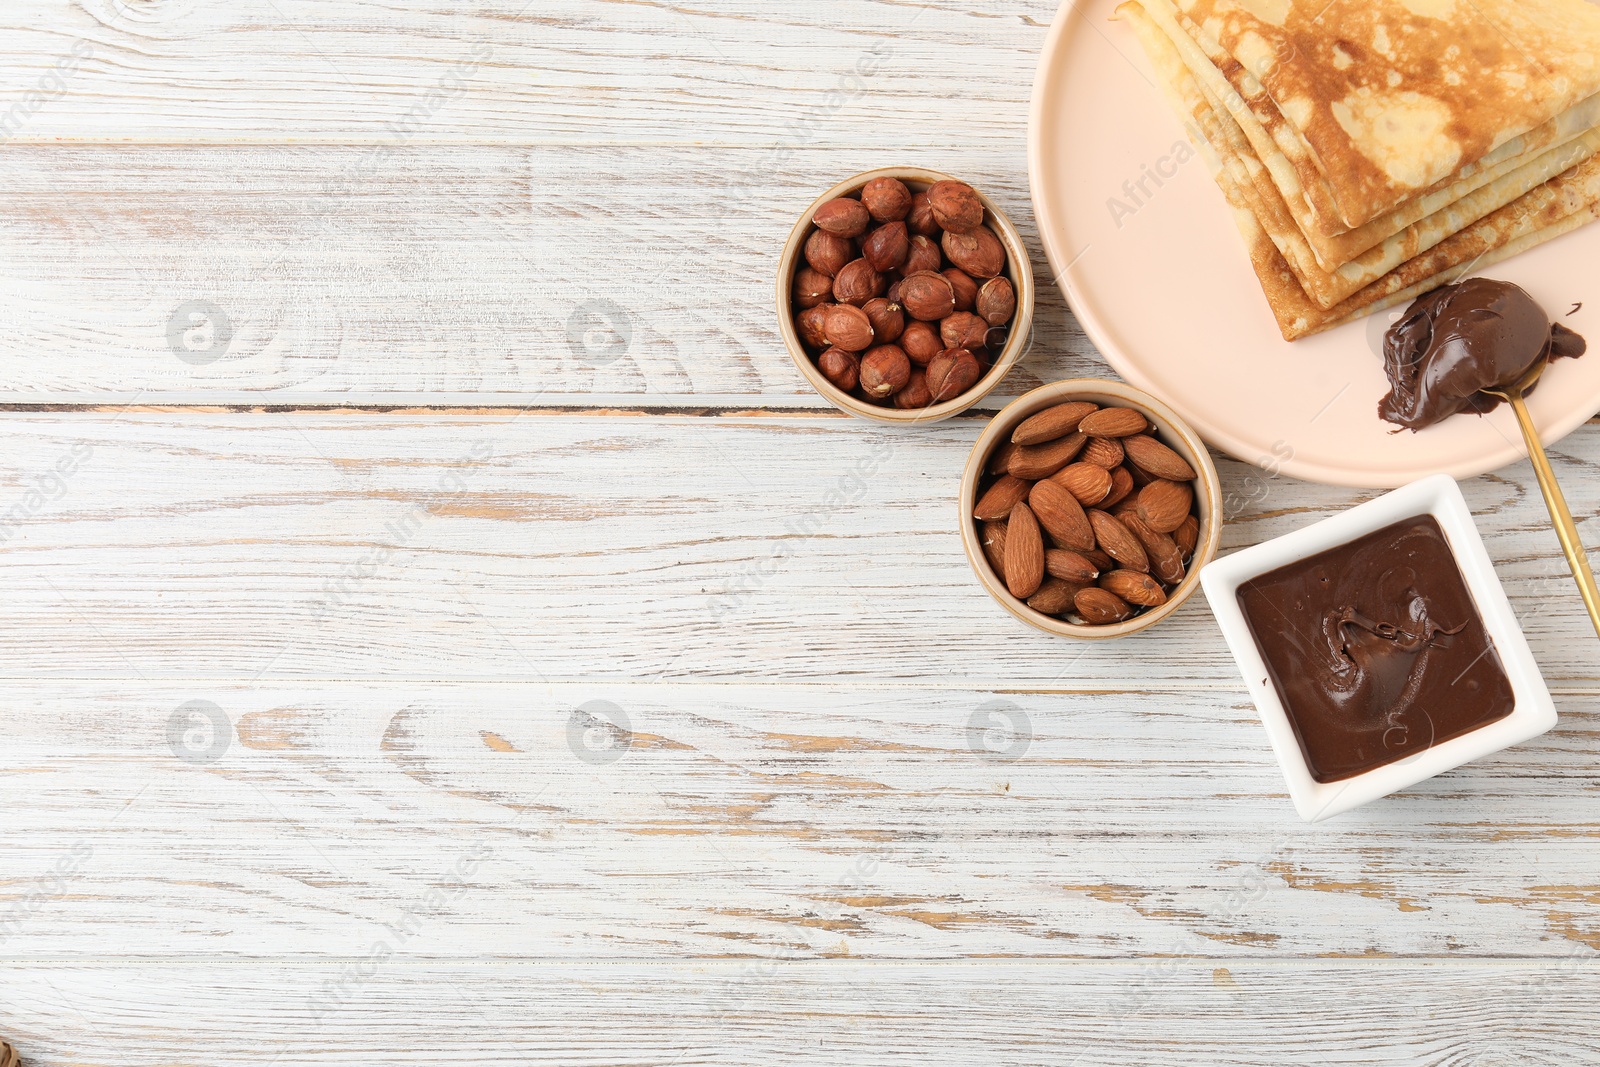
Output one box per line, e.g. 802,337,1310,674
959,379,1223,639
776,166,1035,425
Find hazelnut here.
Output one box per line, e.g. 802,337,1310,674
926,348,983,402
940,311,989,351
832,258,884,307
928,180,984,234
898,271,957,322
900,321,942,366
793,267,833,310
976,277,1016,326
892,369,933,409
859,345,911,399
822,304,874,352
863,298,905,344
813,197,870,238
943,268,979,313
797,304,832,349
907,190,940,238
942,226,1005,279
860,177,913,222
816,346,860,393
903,234,943,276
984,324,1010,355
886,277,905,305
862,221,910,272
804,229,853,277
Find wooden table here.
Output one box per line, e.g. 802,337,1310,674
1,2,1596,1063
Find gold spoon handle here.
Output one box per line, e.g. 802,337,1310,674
1506,390,1600,640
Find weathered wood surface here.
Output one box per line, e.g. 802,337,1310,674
1,414,1597,685
3,0,1600,1062
1,962,1596,1066
0,145,1092,402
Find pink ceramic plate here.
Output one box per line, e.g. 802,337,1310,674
1028,0,1600,488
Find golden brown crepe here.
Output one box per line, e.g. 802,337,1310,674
1174,0,1600,229
1116,0,1600,339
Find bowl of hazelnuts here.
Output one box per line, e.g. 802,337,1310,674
778,167,1035,423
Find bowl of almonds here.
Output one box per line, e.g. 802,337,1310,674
778,167,1035,424
960,379,1222,638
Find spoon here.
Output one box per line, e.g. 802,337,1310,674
1480,360,1600,640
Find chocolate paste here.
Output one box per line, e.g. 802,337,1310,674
1237,516,1513,783
1379,278,1586,431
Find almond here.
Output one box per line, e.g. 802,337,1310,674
1004,502,1045,599
1028,479,1096,552
1101,465,1135,508
1127,462,1159,487
1121,513,1186,586
1085,548,1116,573
1077,407,1148,438
986,441,1020,476
1027,577,1085,616
1081,436,1125,469
1174,514,1200,560
980,520,1008,575
974,475,1032,522
1012,401,1098,446
1045,548,1100,584
1075,587,1132,625
1049,462,1113,507
1135,479,1194,534
1009,433,1088,480
1122,434,1197,482
1088,509,1149,572
1101,569,1167,608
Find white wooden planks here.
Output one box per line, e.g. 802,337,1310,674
1,680,1598,961
0,144,1095,401
0,413,1597,685
1,961,1597,1065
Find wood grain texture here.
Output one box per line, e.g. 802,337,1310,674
0,961,1596,1066
0,1,1050,144
1,413,1598,685
0,144,1095,401
1,679,1598,961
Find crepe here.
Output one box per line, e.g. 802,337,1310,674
1173,0,1600,230
1140,0,1600,268
1121,0,1600,339
1126,1,1600,308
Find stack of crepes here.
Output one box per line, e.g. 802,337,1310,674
1115,0,1600,341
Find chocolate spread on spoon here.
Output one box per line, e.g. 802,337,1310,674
1237,516,1514,783
1378,278,1586,431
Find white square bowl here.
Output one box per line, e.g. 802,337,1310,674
1201,473,1557,822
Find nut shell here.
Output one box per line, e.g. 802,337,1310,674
860,177,913,222
804,229,853,277
940,312,989,352
892,368,932,409
821,304,874,352
976,277,1016,326
900,321,942,366
793,267,833,309
941,226,1005,279
813,197,870,238
899,271,957,322
816,347,859,393
943,268,979,313
862,222,910,272
863,298,905,345
903,235,943,277
926,348,983,403
859,345,911,398
907,190,940,237
928,179,985,234
833,258,884,307
796,304,831,350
